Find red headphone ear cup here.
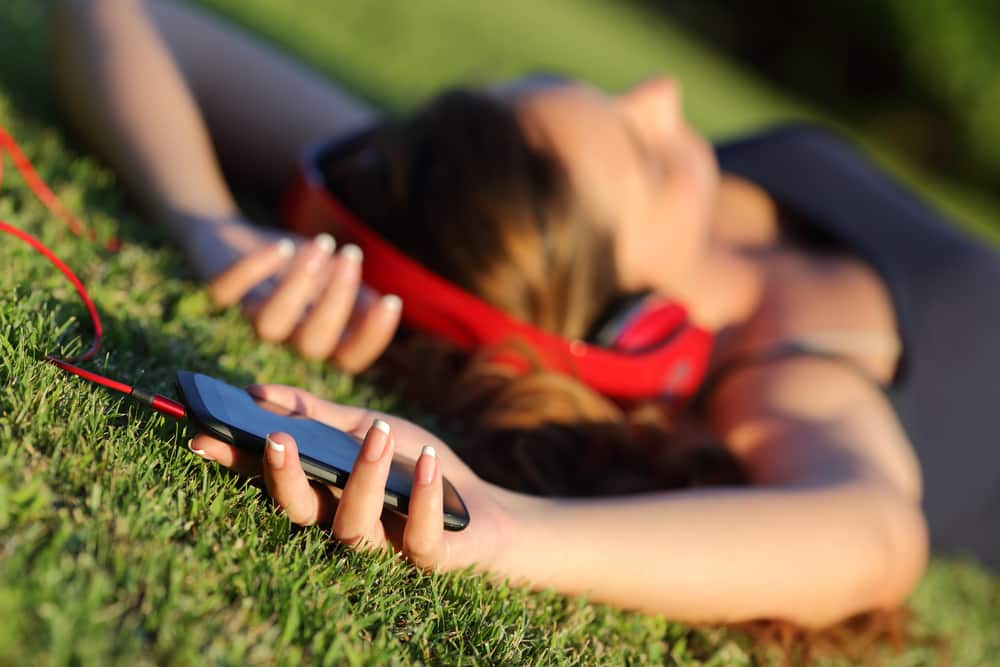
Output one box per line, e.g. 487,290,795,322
611,300,688,352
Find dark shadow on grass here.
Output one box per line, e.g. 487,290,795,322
0,1,59,122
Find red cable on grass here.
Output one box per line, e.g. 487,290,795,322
0,219,106,362
0,123,185,418
0,125,119,251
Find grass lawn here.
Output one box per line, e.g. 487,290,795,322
0,0,997,665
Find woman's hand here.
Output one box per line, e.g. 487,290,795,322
186,221,401,373
188,384,516,573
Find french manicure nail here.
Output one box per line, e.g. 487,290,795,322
363,418,390,462
381,294,402,311
187,438,212,460
307,234,335,272
277,238,295,258
417,445,437,485
341,243,363,263
266,433,286,469
315,233,336,254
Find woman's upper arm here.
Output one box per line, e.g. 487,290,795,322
144,0,377,189
706,357,928,606
706,356,923,503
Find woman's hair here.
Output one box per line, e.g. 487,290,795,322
324,87,746,495
327,88,618,339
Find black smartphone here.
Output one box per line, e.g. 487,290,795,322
176,371,469,531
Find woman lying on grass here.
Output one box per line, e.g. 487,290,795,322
51,0,1000,637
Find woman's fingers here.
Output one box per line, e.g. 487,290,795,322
402,445,445,570
253,233,336,342
262,432,336,526
188,431,338,527
209,238,295,307
207,232,396,372
331,291,403,373
330,419,394,548
291,244,363,359
191,418,449,570
188,433,260,476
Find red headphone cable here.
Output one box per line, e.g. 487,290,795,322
0,124,186,420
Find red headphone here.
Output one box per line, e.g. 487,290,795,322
281,131,714,402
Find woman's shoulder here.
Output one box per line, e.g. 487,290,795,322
704,352,922,500
742,247,902,382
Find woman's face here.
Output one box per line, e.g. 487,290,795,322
509,77,720,295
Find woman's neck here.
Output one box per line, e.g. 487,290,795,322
673,174,790,333
660,241,768,334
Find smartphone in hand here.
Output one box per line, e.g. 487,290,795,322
176,371,469,530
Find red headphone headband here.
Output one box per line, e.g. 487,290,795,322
281,139,713,401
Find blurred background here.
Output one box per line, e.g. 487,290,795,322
636,0,1000,196
2,0,997,243
195,0,1000,243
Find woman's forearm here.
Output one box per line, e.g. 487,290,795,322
49,0,289,281
495,480,927,628
51,0,376,224
49,0,240,241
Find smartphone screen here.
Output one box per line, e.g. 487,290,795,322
177,371,469,530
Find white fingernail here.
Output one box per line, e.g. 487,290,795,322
187,438,212,460
341,243,363,262
373,418,391,435
277,238,295,258
307,235,335,272
266,435,286,452
315,233,336,254
416,444,437,485
381,294,402,311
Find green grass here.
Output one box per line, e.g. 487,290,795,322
0,1,997,665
